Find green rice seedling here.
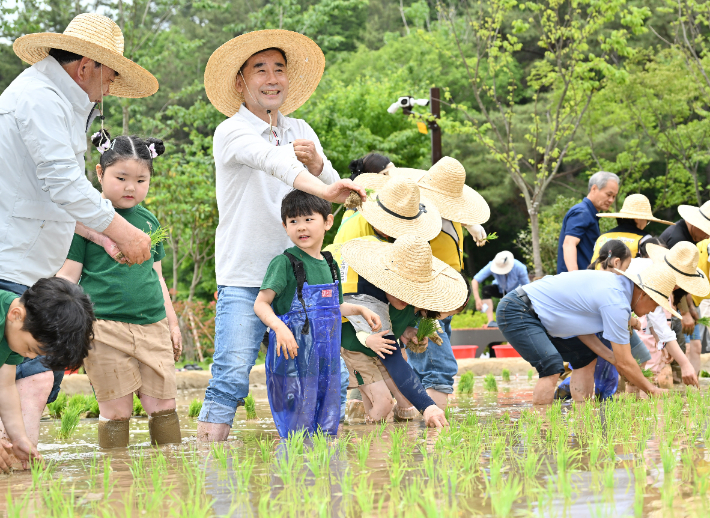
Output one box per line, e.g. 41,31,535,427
47,391,67,418
337,432,352,457
484,373,498,392
521,449,542,480
147,226,170,250
211,442,229,469
458,371,474,394
501,368,511,382
421,450,437,481
286,429,306,457
5,487,30,518
188,399,202,418
256,436,274,463
376,420,387,437
389,427,406,465
491,476,522,517
700,370,710,378
661,479,674,509
694,470,709,497
103,456,114,500
86,396,100,418
306,431,333,478
444,405,452,422
465,411,478,427
234,454,255,490
484,231,499,242
133,393,147,416
388,460,407,486
589,436,603,467
356,432,373,469
416,317,438,342
57,404,81,439
527,369,534,382
660,443,677,475
602,462,616,490
354,477,374,515
489,456,504,490
245,393,257,420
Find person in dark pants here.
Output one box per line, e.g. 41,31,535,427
557,171,619,273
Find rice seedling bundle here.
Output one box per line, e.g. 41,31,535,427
458,371,474,394
58,405,81,439
527,369,534,381
188,398,202,418
245,394,257,420
501,368,511,382
484,373,498,392
47,392,68,418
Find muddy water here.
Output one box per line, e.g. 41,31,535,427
0,377,709,517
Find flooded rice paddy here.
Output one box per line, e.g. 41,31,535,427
2,376,710,517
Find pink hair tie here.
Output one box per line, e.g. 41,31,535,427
147,143,158,159
92,132,111,155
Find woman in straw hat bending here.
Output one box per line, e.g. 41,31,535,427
0,13,159,464
497,260,679,403
198,30,365,442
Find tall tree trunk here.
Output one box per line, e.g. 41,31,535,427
529,209,543,278
122,104,129,135
171,234,179,302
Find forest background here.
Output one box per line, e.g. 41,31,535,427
3,0,710,358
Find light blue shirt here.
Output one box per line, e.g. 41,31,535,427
474,259,529,294
522,270,634,345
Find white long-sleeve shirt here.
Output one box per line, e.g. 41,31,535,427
0,57,115,286
213,104,339,287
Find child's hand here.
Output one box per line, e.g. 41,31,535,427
400,326,428,348
275,326,299,359
170,325,183,362
359,307,382,332
10,436,41,469
365,330,397,359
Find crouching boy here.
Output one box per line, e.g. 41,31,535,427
0,277,94,470
254,190,381,437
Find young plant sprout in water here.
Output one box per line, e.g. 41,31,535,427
47,392,68,418
188,398,202,418
527,369,534,382
501,368,511,382
245,394,257,420
484,373,498,392
458,371,474,394
58,405,81,439
133,394,147,417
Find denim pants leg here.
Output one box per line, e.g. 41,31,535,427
198,286,266,427
407,316,458,394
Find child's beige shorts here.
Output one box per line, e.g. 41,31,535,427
341,348,391,388
84,318,177,402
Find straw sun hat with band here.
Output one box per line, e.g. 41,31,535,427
645,242,710,297
616,262,681,318
13,13,158,98
678,200,710,237
341,234,468,313
597,193,673,225
389,156,490,226
204,30,325,117
352,174,442,242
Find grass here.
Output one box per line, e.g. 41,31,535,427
451,310,489,329
458,371,474,394
245,394,257,420
484,373,498,392
188,399,202,418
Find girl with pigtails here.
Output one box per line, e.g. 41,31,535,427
56,132,183,448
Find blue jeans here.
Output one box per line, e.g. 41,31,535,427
685,323,703,342
497,291,597,378
199,286,266,427
0,278,63,403
407,316,458,394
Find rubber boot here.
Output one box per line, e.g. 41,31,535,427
426,388,449,410
148,409,182,445
98,417,130,448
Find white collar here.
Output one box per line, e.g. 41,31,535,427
237,104,291,134
33,56,94,116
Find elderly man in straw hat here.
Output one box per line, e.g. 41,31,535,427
0,13,158,459
590,193,673,264
659,201,710,375
497,260,678,403
198,30,365,441
472,251,529,327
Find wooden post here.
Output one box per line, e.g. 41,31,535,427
430,87,442,165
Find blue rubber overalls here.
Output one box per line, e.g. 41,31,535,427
265,251,342,437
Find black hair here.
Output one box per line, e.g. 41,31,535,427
281,189,331,224
638,237,661,259
20,277,95,372
348,153,391,181
240,47,288,73
91,131,165,176
49,48,102,67
588,239,632,271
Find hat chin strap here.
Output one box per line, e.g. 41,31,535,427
239,70,276,142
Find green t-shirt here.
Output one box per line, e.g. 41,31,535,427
261,246,344,316
0,290,27,366
341,304,418,357
66,205,167,325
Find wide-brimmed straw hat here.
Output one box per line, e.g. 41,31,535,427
597,194,673,225
678,200,710,237
341,234,468,312
204,30,324,117
13,13,158,98
389,157,490,225
616,263,681,318
645,242,710,297
490,251,515,275
353,174,442,241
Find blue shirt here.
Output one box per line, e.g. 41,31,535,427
556,198,600,274
522,270,634,345
474,259,529,294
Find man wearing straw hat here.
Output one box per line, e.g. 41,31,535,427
199,30,365,441
557,171,619,273
0,13,159,457
590,193,673,264
472,251,529,327
497,263,678,403
659,201,710,377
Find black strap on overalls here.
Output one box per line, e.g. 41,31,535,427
283,251,339,335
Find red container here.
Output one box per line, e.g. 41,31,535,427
492,344,521,358
452,345,478,359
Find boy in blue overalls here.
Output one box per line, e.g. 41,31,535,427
254,190,381,437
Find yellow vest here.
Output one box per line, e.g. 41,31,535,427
333,211,377,245
590,230,645,268
693,238,710,306
429,222,464,271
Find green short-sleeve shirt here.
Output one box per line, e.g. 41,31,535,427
261,246,344,316
66,205,167,325
341,304,418,357
0,290,27,366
